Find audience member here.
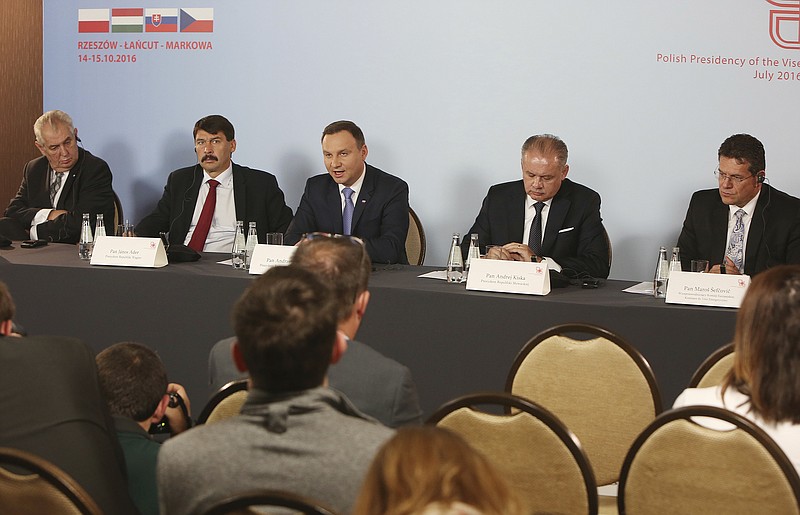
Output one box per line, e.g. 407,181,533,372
158,266,393,515
208,235,422,427
353,425,523,515
285,120,410,264
136,114,293,251
96,342,192,515
674,264,800,474
677,134,800,275
0,110,115,243
462,134,610,279
0,281,138,514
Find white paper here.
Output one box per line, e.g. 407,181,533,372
90,236,167,268
623,281,655,295
418,270,449,280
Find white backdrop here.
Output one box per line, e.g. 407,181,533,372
45,1,800,279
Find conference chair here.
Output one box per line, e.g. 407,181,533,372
0,446,102,515
405,207,426,265
428,392,599,515
618,405,800,514
505,323,662,492
197,379,249,425
112,191,124,230
201,489,340,515
603,227,613,269
687,342,735,389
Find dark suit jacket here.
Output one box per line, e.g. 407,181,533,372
0,336,138,514
462,178,610,279
677,184,800,275
135,163,293,246
208,336,422,428
285,164,410,264
1,149,115,243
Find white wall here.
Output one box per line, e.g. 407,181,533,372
46,1,800,279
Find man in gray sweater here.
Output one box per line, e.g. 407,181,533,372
157,266,393,515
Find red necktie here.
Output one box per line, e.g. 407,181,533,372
187,179,219,251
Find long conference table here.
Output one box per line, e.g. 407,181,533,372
0,244,736,418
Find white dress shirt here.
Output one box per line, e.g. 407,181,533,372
183,165,236,252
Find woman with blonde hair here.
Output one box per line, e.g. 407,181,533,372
353,425,523,515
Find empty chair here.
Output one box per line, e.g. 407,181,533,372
202,489,340,515
687,342,735,388
428,392,598,515
197,379,249,425
618,406,800,514
405,207,426,265
506,323,662,487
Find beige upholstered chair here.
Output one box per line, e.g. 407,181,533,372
405,207,426,265
505,323,662,489
112,191,123,229
201,489,340,515
428,392,598,515
687,343,735,389
197,379,249,425
0,447,102,515
618,406,800,514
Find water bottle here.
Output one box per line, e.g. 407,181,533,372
446,233,464,283
245,221,258,268
653,246,669,298
231,221,247,270
78,213,93,260
94,213,106,239
669,246,681,272
465,233,480,278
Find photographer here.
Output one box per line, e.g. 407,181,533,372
96,342,192,515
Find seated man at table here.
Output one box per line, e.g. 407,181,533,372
0,281,138,514
158,266,393,515
208,235,423,427
0,110,115,243
96,342,192,515
285,120,410,264
677,133,800,275
135,114,293,252
462,134,610,279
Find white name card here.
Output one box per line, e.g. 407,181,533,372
466,257,551,295
249,244,297,275
90,236,167,268
665,270,750,308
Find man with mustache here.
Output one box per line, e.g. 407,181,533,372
136,115,292,251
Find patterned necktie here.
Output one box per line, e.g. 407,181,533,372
50,171,65,207
725,209,746,271
527,202,545,255
187,179,219,252
342,187,355,235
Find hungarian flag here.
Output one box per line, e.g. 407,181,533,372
78,9,109,33
146,8,178,32
112,8,143,33
180,8,214,32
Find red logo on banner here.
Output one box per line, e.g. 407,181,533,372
152,13,162,27
767,0,800,49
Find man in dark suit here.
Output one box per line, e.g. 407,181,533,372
0,281,138,514
0,110,115,243
285,120,410,264
208,236,422,427
135,115,293,251
677,133,800,275
462,134,610,279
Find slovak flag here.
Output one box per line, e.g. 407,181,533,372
180,8,213,32
146,9,178,33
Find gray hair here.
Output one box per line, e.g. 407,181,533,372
34,110,74,145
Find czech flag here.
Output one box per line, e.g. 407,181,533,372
78,9,109,33
146,9,178,33
180,8,213,33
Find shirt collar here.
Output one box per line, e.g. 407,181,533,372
729,189,760,218
204,163,233,187
338,163,366,195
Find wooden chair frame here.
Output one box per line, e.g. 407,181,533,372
202,489,339,515
406,207,426,265
197,379,249,425
687,342,735,388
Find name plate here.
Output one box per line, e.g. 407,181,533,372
249,244,296,275
665,270,750,308
465,257,550,295
90,236,167,268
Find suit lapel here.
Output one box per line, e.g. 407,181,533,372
56,151,83,209
351,164,374,231
232,164,246,222
174,167,204,240
744,186,768,269
710,198,730,263
506,182,526,244
326,177,344,234
541,181,571,254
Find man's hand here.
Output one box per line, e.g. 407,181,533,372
709,256,741,275
164,383,191,435
47,209,68,221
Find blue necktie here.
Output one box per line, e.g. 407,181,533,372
725,209,746,271
527,202,545,255
342,187,355,235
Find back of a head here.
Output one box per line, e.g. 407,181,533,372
718,133,765,175
353,426,523,515
96,342,167,422
291,237,371,322
233,266,339,393
726,264,800,423
0,281,15,324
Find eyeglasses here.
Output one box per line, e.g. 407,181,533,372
302,232,364,246
714,169,755,184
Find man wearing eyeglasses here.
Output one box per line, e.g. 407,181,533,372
461,134,610,280
0,110,115,243
677,133,800,275
135,115,293,251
